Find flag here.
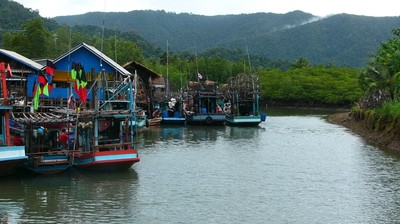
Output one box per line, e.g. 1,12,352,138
33,83,41,110
6,63,13,77
38,71,47,85
42,83,49,96
47,75,53,93
45,61,55,76
67,94,76,109
197,72,203,79
71,62,88,103
37,71,50,96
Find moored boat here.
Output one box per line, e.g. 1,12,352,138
73,147,139,171
70,73,140,171
184,80,225,125
11,112,76,175
224,73,266,126
160,97,186,125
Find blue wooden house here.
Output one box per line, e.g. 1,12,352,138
0,49,43,100
27,43,131,105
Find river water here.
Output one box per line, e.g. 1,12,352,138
2,110,400,223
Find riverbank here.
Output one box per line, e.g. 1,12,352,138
327,112,399,153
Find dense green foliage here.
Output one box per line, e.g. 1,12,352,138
259,67,362,107
0,0,40,30
3,22,145,64
4,18,50,58
359,29,400,101
0,0,58,39
375,101,400,118
351,28,400,132
54,10,400,67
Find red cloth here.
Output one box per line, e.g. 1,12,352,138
13,137,24,146
59,133,69,146
38,73,47,85
46,61,55,75
6,63,13,77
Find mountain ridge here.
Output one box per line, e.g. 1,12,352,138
53,10,400,67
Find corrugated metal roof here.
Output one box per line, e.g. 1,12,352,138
53,43,131,76
0,49,43,71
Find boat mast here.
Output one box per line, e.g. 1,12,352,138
245,38,258,115
166,40,170,99
129,72,135,143
245,38,252,74
133,71,138,133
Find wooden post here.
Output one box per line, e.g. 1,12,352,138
0,62,11,146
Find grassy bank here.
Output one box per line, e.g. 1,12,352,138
327,103,400,152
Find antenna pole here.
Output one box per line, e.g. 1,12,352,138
245,38,252,73
166,40,169,98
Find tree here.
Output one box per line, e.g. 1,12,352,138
359,28,400,101
21,18,50,58
3,18,50,58
290,57,310,69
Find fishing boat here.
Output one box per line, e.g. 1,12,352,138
224,73,266,126
160,97,186,125
69,73,140,171
0,63,27,176
184,80,225,125
11,112,75,175
160,41,186,125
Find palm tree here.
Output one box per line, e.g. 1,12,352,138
290,57,310,69
359,28,400,101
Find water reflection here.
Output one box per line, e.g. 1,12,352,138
4,113,400,223
139,125,227,144
184,125,226,142
265,107,340,116
225,126,266,140
0,169,139,223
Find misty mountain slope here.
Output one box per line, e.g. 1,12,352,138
54,10,315,50
233,14,400,66
54,10,400,67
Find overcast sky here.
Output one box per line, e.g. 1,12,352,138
13,0,400,18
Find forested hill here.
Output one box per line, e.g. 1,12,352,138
0,0,57,30
54,10,314,51
54,10,400,67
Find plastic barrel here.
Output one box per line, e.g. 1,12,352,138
261,113,267,121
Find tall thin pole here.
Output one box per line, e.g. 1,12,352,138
114,24,118,63
194,42,199,83
129,73,134,143
166,40,169,98
245,38,252,73
133,71,138,133
100,0,106,67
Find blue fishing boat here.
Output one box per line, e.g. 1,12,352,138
224,73,266,126
184,80,225,125
160,97,186,125
11,112,76,175
71,73,140,171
